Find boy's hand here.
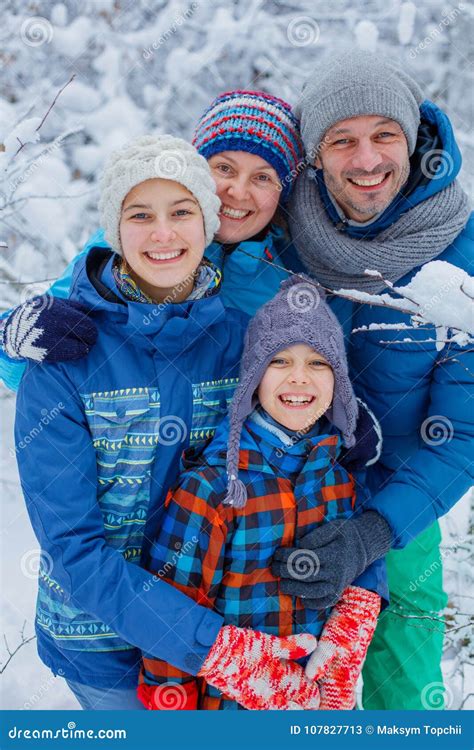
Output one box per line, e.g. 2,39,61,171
199,625,320,710
2,295,97,363
305,586,381,709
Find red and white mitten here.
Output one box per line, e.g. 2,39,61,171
199,625,320,710
305,586,381,710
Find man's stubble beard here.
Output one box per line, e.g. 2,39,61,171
323,159,411,220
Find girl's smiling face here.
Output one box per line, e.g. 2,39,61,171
257,344,335,433
208,151,282,243
119,178,206,303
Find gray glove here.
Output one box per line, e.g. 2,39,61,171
271,511,393,609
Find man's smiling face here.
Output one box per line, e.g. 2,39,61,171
315,115,410,222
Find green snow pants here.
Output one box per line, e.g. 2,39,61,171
362,521,448,709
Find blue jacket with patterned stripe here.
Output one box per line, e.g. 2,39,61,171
14,247,249,688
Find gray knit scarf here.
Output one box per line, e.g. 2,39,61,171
289,168,471,293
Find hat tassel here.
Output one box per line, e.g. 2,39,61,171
223,475,248,509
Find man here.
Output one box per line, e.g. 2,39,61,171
273,50,473,709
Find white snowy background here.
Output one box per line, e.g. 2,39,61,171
0,0,472,710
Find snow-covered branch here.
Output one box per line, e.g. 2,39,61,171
337,262,474,352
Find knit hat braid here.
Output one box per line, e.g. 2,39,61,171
296,50,424,157
99,135,221,253
224,276,359,508
192,90,304,202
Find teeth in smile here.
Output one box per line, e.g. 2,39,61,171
280,395,313,404
350,174,386,186
220,206,251,219
147,249,183,260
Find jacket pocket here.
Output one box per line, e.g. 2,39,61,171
82,388,160,555
84,389,157,447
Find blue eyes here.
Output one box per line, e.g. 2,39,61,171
129,210,192,220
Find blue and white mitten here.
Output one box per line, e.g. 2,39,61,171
2,295,97,363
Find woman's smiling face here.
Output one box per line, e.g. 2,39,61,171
119,178,206,303
208,151,282,243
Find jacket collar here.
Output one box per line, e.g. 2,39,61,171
186,413,342,477
70,246,228,344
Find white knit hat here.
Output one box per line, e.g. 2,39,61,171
99,135,221,253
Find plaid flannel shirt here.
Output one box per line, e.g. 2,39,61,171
141,417,357,710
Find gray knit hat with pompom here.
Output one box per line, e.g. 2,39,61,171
224,275,359,508
99,135,221,253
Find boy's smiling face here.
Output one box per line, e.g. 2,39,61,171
208,151,281,243
257,344,335,433
119,178,206,303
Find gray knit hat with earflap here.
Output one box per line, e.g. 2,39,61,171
224,275,359,508
99,134,221,253
296,50,424,157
